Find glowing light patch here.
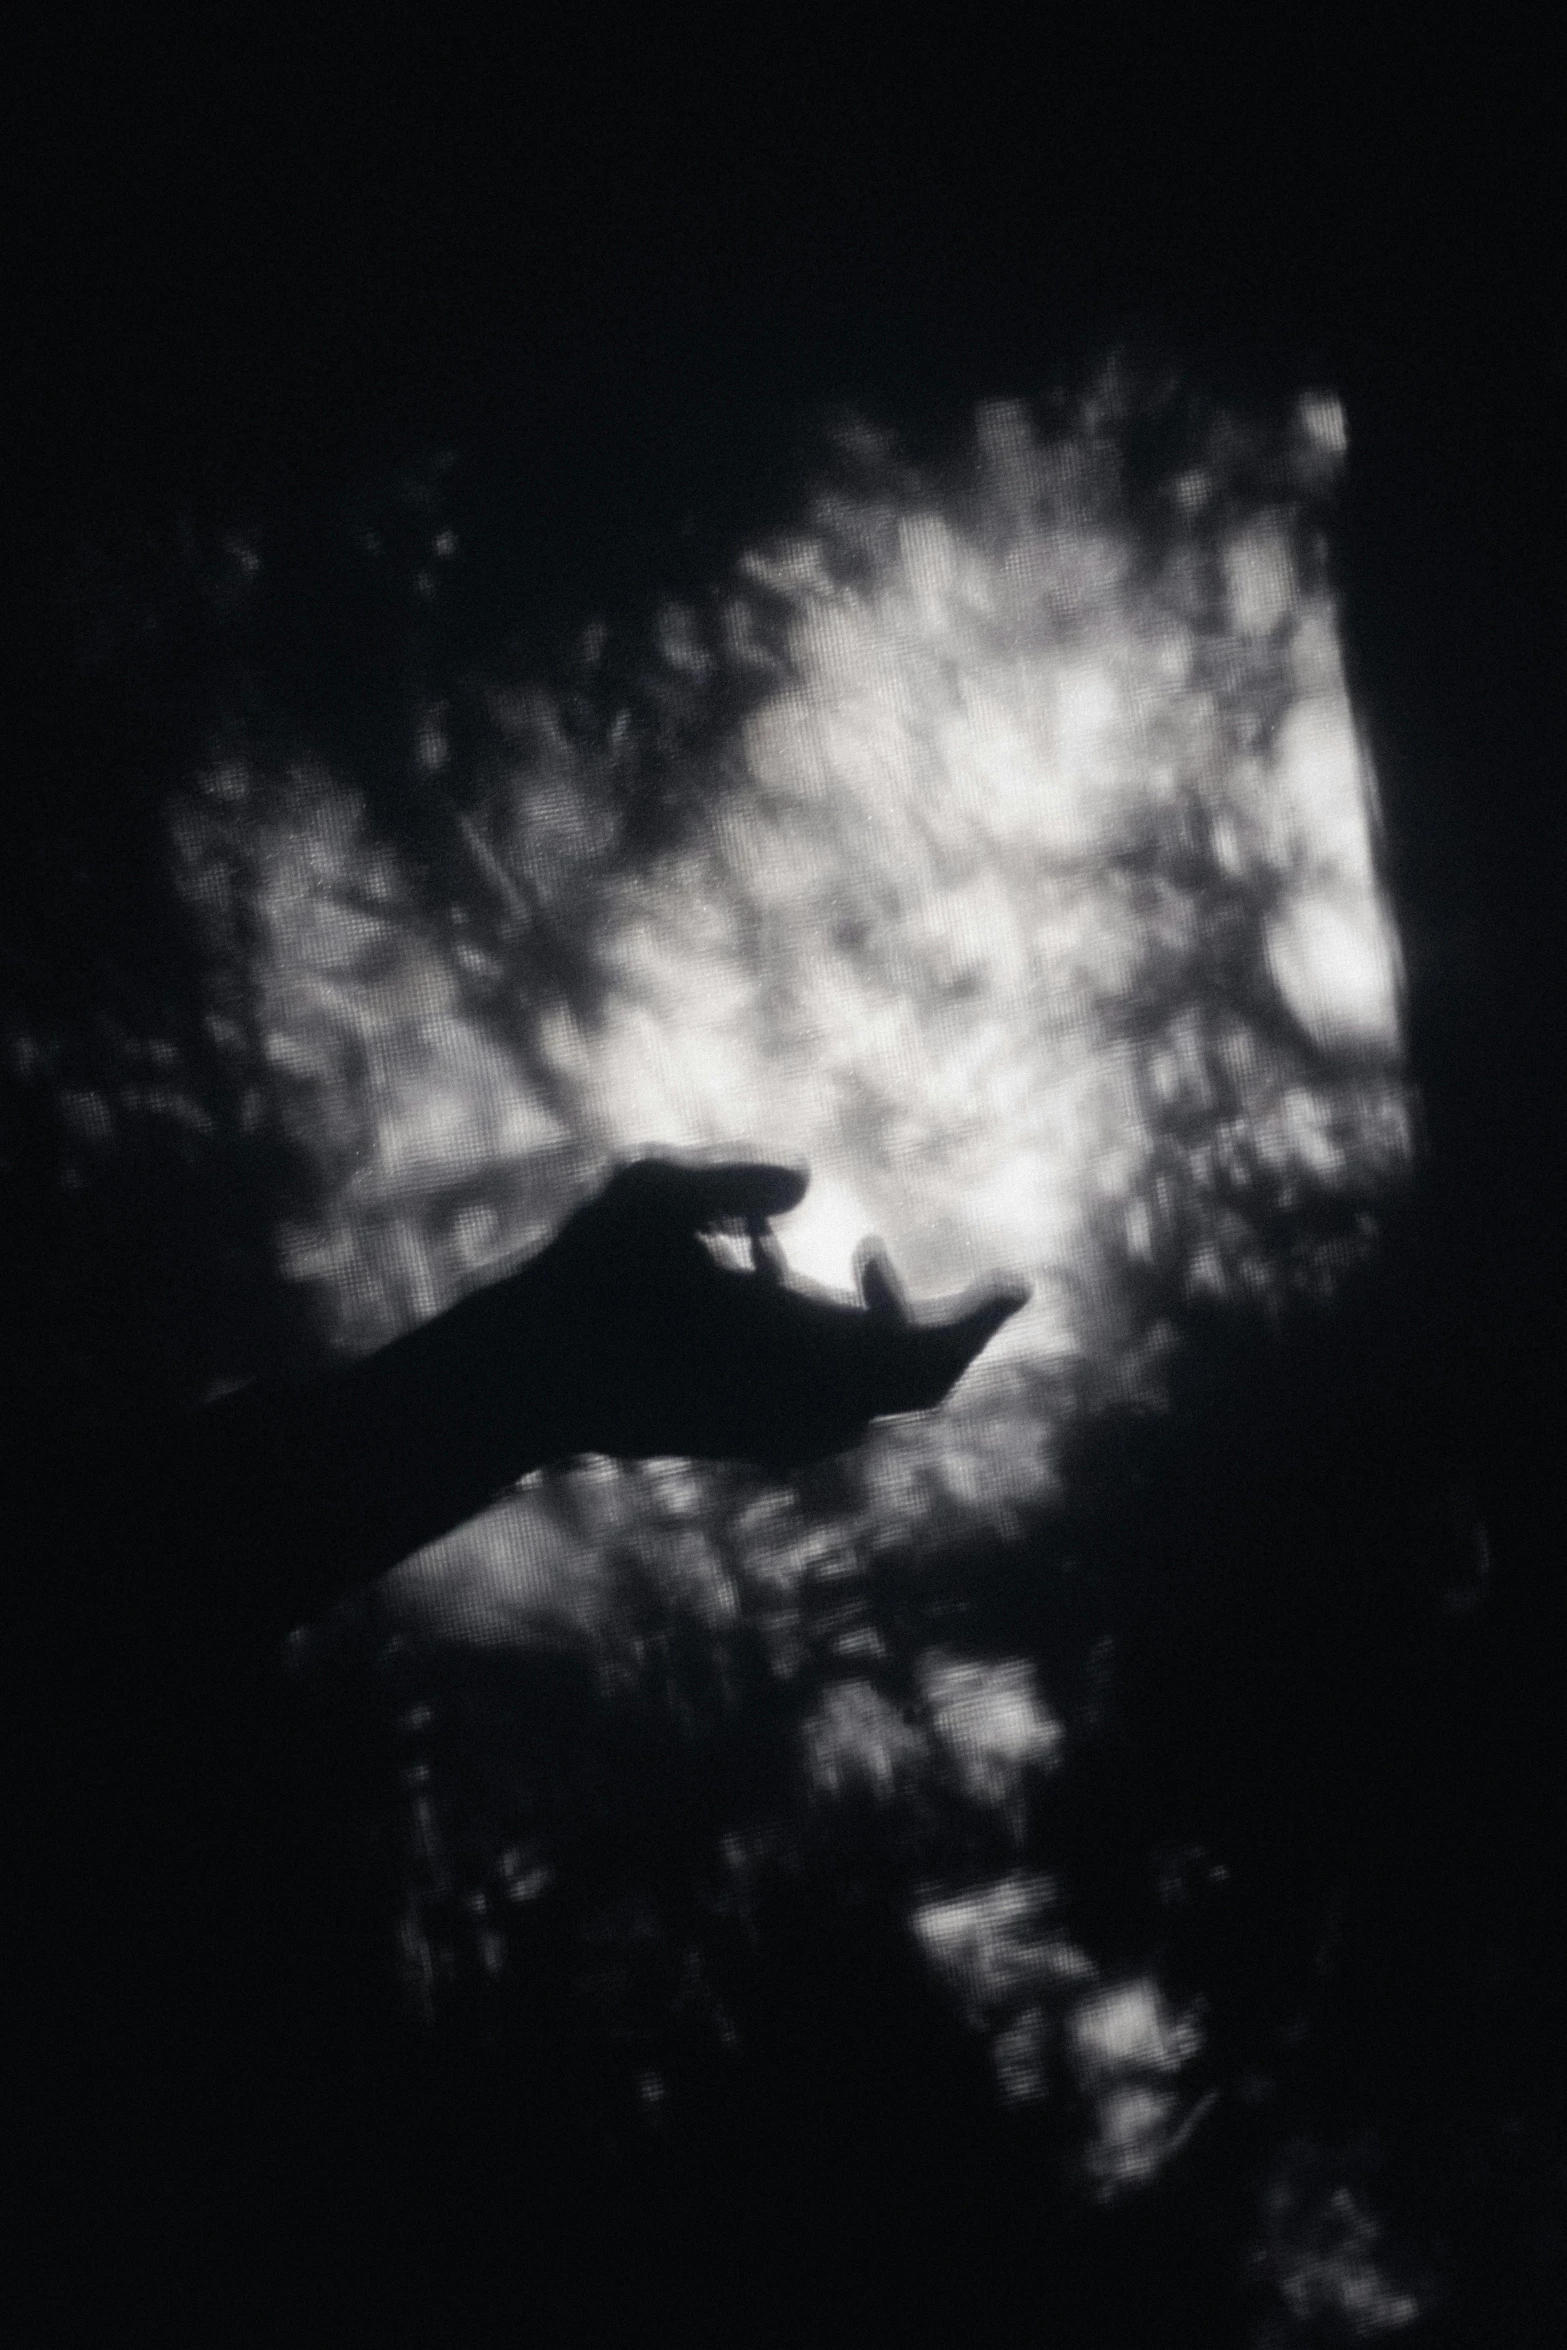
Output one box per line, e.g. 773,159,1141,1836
1260,2142,1432,2339
1266,889,1403,1052
910,1871,1095,2031
771,1175,880,1290
387,1491,611,1650
1067,1976,1203,2080
1065,1975,1210,2200
1224,518,1296,639
203,386,1409,1556
799,1679,923,1806
917,1650,1066,1809
175,387,1423,2182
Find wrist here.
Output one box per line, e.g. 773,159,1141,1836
238,1260,578,1619
351,1259,576,1524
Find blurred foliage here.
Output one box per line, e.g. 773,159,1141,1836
9,370,1548,2340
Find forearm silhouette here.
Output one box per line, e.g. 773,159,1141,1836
192,1157,1028,1639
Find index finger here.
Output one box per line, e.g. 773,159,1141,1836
618,1155,810,1230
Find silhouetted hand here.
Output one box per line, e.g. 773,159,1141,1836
197,1154,1029,1633
518,1154,1029,1470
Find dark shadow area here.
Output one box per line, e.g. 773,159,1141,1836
8,27,1563,2348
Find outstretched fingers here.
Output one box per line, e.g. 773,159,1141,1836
889,1280,1031,1409
940,1281,1032,1364
614,1154,810,1232
855,1240,910,1325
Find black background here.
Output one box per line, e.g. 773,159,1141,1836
8,12,1563,2342
10,10,1560,1300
